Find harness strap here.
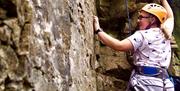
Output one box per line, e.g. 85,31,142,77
135,66,169,79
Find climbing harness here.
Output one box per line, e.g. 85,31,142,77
135,65,180,91
135,66,169,79
135,66,170,91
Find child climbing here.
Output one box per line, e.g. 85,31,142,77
93,0,174,90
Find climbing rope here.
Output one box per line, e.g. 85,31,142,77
124,0,133,62
124,0,132,35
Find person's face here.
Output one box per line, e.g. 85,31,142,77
138,11,152,30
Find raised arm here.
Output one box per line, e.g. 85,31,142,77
161,0,174,18
161,0,174,39
93,16,133,51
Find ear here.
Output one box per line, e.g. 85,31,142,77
149,17,156,24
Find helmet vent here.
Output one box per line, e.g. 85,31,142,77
142,3,167,23
162,17,165,21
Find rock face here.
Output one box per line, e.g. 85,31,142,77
0,0,180,91
0,0,96,91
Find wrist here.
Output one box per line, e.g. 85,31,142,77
95,28,103,34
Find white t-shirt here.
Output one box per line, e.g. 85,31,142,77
127,28,171,68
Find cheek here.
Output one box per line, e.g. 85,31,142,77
139,20,147,25
138,21,149,29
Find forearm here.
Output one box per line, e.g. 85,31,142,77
93,15,133,51
161,0,174,19
161,0,174,39
97,31,121,50
97,31,132,51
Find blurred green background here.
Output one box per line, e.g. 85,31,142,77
172,0,180,50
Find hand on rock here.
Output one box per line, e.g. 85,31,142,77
93,16,101,32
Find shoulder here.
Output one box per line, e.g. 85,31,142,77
138,28,161,35
127,30,144,43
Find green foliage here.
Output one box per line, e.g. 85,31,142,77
173,5,180,49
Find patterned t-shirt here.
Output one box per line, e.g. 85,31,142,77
127,28,171,68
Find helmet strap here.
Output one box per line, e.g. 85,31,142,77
145,17,157,30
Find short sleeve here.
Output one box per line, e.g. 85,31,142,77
127,31,144,51
161,18,174,38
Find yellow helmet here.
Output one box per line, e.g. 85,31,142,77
141,3,167,23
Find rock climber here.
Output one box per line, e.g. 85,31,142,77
93,0,174,90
